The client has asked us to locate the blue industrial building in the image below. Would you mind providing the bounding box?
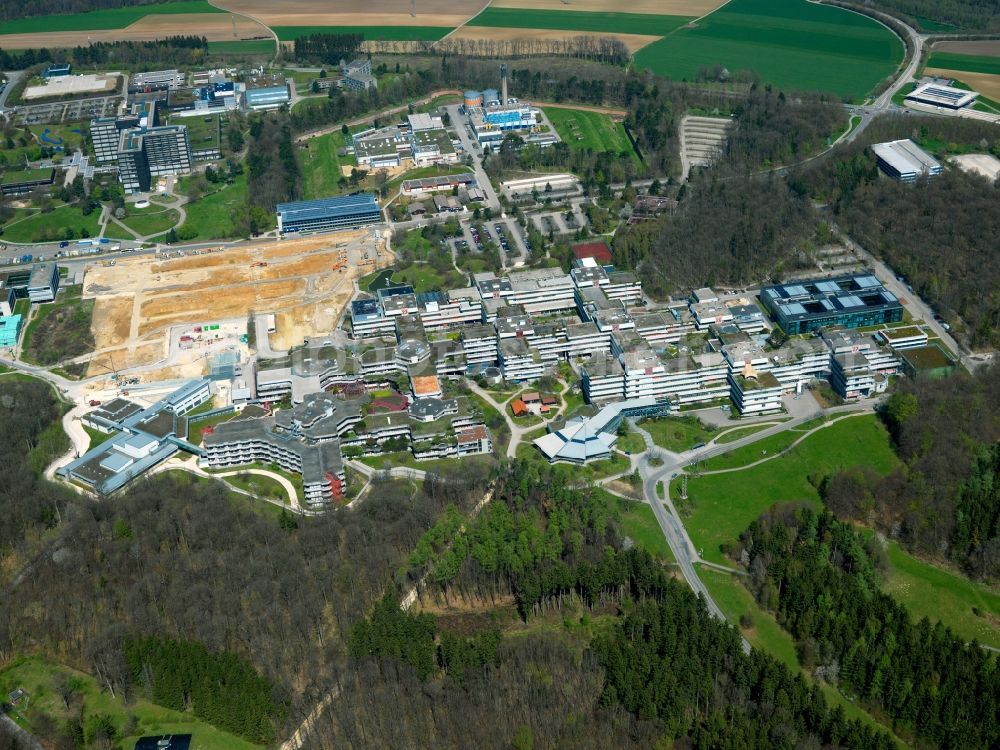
[760,274,904,334]
[277,194,382,235]
[243,84,290,111]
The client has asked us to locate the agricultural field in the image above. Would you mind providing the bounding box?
[927,51,1000,76]
[0,0,223,34]
[678,415,898,565]
[215,0,479,35]
[274,25,452,42]
[0,2,269,48]
[468,8,693,36]
[544,107,636,157]
[489,0,721,13]
[0,656,262,750]
[634,0,903,100]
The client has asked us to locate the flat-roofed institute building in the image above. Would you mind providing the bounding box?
[27,262,59,303]
[761,274,903,334]
[905,82,978,110]
[243,84,291,111]
[277,193,381,235]
[0,168,56,196]
[871,139,943,182]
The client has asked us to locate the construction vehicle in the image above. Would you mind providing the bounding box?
[250,261,269,268]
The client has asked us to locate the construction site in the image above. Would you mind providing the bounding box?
[82,230,390,381]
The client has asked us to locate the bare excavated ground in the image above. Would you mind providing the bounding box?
[82,232,391,377]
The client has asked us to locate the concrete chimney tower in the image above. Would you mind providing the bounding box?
[500,63,508,106]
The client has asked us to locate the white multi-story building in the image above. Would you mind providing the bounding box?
[461,324,499,366]
[418,288,483,330]
[581,352,625,402]
[255,343,360,403]
[506,267,576,314]
[730,367,785,415]
[690,301,734,330]
[499,336,544,382]
[632,309,694,347]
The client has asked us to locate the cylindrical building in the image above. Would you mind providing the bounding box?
[482,88,499,106]
[464,90,483,108]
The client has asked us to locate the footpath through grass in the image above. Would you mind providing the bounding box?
[680,415,898,565]
[640,414,718,452]
[0,0,223,35]
[469,9,693,36]
[0,655,262,750]
[634,0,903,100]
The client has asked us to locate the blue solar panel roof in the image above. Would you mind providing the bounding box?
[784,284,808,296]
[277,193,378,223]
[814,280,840,293]
[855,275,881,288]
[840,294,864,308]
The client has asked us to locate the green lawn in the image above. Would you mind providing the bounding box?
[224,471,290,504]
[615,427,646,455]
[634,0,903,100]
[926,51,1000,76]
[359,451,497,476]
[180,173,252,239]
[613,495,674,563]
[83,425,115,449]
[640,415,718,452]
[883,541,1000,649]
[0,203,102,244]
[0,0,223,35]
[175,113,222,151]
[119,206,181,237]
[700,567,799,669]
[187,411,236,443]
[298,130,347,200]
[681,416,899,565]
[714,423,773,444]
[544,107,636,157]
[273,25,452,42]
[695,427,812,471]
[0,655,262,750]
[469,9,692,35]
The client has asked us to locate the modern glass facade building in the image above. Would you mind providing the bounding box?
[761,274,904,334]
[277,194,382,235]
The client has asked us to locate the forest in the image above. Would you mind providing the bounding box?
[737,505,1000,747]
[824,363,1000,579]
[292,33,364,66]
[240,114,300,232]
[0,37,213,70]
[2,0,172,22]
[305,462,896,749]
[864,0,1000,31]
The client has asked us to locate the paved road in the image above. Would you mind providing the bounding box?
[0,71,24,113]
[445,103,502,213]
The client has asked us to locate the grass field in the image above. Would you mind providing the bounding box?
[0,0,223,35]
[640,415,719,452]
[884,542,1000,649]
[20,293,95,367]
[680,415,898,565]
[0,204,103,244]
[180,173,252,239]
[615,497,674,563]
[0,656,262,750]
[544,107,635,156]
[298,131,347,200]
[926,52,1000,76]
[715,423,773,444]
[207,39,275,55]
[119,206,180,237]
[468,8,692,36]
[634,0,903,100]
[273,25,452,42]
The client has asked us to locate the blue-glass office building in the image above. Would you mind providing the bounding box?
[277,194,382,235]
[761,274,903,334]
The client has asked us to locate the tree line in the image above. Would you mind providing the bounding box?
[0,36,213,70]
[861,0,1000,31]
[824,363,1000,579]
[242,113,300,231]
[737,504,1000,747]
[291,33,364,66]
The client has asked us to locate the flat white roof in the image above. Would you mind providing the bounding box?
[906,82,978,109]
[871,139,941,176]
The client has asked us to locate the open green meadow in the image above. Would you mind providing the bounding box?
[174,113,222,152]
[926,51,1000,76]
[119,206,180,237]
[0,656,262,750]
[544,107,635,156]
[679,415,898,565]
[207,40,275,55]
[180,173,252,239]
[0,0,223,35]
[273,26,451,42]
[298,131,347,200]
[469,9,692,36]
[883,541,1000,649]
[634,0,903,100]
[0,204,103,244]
